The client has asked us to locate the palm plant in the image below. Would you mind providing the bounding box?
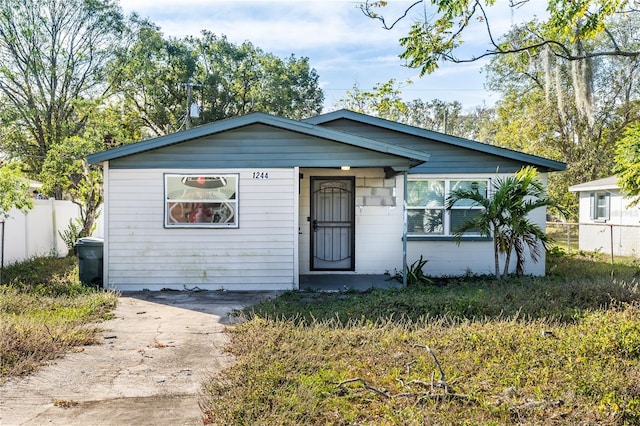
[446,166,559,279]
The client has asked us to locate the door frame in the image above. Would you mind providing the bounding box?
[309,176,356,271]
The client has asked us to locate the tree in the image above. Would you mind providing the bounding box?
[360,0,639,76]
[336,79,497,140]
[446,166,558,279]
[193,31,323,122]
[614,123,640,206]
[483,15,640,217]
[0,0,126,177]
[106,19,198,137]
[109,28,324,137]
[0,162,33,220]
[336,79,409,121]
[40,104,140,237]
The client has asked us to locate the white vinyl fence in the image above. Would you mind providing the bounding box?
[1,199,103,266]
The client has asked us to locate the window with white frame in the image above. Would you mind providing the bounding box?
[165,174,238,228]
[589,192,610,221]
[406,179,488,236]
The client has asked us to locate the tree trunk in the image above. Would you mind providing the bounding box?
[493,229,501,280]
[502,240,513,280]
[80,203,99,238]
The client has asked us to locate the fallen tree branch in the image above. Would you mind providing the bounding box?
[335,377,392,399]
[335,344,471,403]
[411,344,450,393]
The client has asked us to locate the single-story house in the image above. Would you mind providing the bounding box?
[87,110,565,291]
[569,176,640,257]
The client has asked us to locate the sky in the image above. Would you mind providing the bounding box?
[118,0,548,112]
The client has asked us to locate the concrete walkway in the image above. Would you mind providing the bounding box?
[0,290,279,426]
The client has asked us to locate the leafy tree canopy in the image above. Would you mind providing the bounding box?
[614,123,640,206]
[109,25,324,137]
[483,14,640,217]
[0,0,126,175]
[360,0,639,76]
[0,162,33,220]
[336,79,496,141]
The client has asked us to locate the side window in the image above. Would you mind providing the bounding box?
[165,174,238,228]
[589,192,610,221]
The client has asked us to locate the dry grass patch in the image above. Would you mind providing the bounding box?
[202,305,640,425]
[0,257,118,380]
[202,255,640,425]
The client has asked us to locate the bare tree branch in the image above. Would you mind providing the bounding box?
[360,0,640,69]
[359,0,424,30]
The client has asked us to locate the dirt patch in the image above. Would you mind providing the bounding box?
[0,290,279,426]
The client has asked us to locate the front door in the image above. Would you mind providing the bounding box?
[310,177,355,270]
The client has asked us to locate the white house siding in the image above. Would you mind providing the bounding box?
[577,190,640,257]
[298,168,404,275]
[406,173,548,277]
[105,167,297,291]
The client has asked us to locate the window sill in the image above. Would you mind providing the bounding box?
[405,235,492,242]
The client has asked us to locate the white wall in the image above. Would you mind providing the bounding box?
[104,167,551,291]
[105,168,297,291]
[298,168,404,275]
[2,199,83,265]
[406,172,548,277]
[299,170,548,278]
[577,190,640,257]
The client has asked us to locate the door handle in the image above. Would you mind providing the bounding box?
[312,219,318,232]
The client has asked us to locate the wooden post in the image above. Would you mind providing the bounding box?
[610,224,614,264]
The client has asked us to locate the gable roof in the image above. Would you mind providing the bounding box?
[568,176,619,192]
[304,109,566,172]
[87,112,431,165]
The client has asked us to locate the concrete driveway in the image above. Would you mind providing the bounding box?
[0,290,280,426]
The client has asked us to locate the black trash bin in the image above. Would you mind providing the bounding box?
[75,237,104,288]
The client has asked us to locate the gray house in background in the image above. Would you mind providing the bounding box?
[569,176,640,257]
[88,110,565,291]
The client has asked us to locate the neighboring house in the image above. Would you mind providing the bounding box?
[87,110,565,291]
[569,176,640,257]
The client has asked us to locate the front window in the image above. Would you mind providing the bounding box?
[407,179,488,236]
[165,174,238,228]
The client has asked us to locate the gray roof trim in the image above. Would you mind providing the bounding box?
[304,109,566,172]
[87,112,431,164]
[568,176,619,192]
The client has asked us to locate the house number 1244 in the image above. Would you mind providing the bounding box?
[252,172,269,179]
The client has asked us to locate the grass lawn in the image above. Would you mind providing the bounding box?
[0,257,118,381]
[201,253,640,425]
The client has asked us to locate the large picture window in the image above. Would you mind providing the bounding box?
[165,174,238,228]
[407,179,488,236]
